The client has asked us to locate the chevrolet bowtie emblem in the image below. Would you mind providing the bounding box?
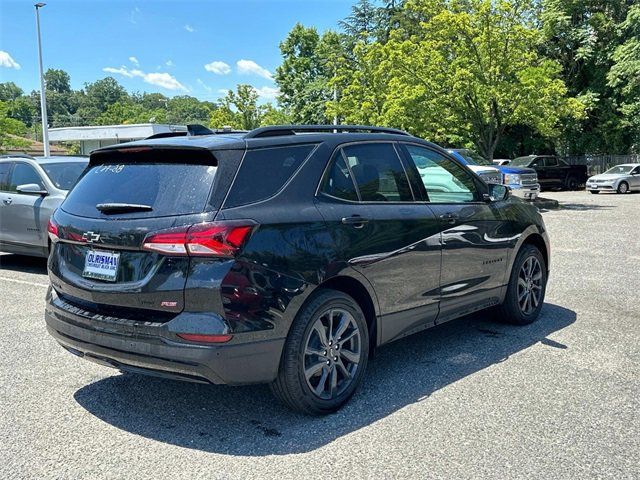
[82,231,101,243]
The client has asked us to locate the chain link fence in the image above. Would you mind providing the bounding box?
[564,154,640,176]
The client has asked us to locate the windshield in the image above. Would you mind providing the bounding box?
[452,149,493,166]
[603,165,634,175]
[41,161,88,190]
[510,156,533,167]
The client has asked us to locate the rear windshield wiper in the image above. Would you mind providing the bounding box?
[96,203,153,214]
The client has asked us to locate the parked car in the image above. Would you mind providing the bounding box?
[493,159,511,166]
[586,164,640,194]
[45,125,550,415]
[509,155,588,191]
[0,155,88,257]
[446,149,502,185]
[449,149,540,200]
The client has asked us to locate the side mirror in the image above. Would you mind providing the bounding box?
[16,183,48,196]
[484,183,510,202]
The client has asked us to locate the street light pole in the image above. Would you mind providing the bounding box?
[35,3,50,157]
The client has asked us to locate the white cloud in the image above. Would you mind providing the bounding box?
[165,60,174,67]
[129,56,139,65]
[129,7,140,24]
[255,86,280,100]
[237,59,273,80]
[204,61,231,75]
[0,51,20,69]
[102,66,187,91]
[184,24,195,33]
[197,78,212,93]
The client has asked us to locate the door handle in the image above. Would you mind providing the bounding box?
[2,197,12,205]
[341,215,369,228]
[439,212,459,224]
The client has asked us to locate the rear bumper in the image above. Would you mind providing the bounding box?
[45,289,285,386]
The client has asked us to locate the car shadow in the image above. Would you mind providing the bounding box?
[559,203,615,211]
[73,303,575,456]
[0,254,48,274]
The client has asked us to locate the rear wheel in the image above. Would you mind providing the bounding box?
[566,176,579,190]
[617,181,629,194]
[495,244,547,325]
[270,289,369,415]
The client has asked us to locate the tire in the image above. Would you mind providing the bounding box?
[270,289,369,415]
[495,244,547,325]
[565,176,579,190]
[589,190,600,194]
[617,181,629,194]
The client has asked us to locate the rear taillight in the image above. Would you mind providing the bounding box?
[47,217,59,241]
[176,333,233,343]
[142,221,256,257]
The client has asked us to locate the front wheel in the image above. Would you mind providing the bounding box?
[270,289,369,415]
[617,182,629,194]
[495,244,547,325]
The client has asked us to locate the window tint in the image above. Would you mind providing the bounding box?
[321,154,358,201]
[224,144,315,208]
[342,143,412,202]
[0,163,11,191]
[546,157,558,167]
[405,145,478,203]
[62,163,218,219]
[9,163,44,191]
[41,162,87,190]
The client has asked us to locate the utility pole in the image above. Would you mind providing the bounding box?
[35,3,50,156]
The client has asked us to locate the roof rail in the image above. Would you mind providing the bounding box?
[244,125,412,139]
[0,153,37,160]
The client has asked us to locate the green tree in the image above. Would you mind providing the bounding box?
[275,24,342,123]
[166,95,212,124]
[0,82,23,102]
[44,69,71,93]
[607,3,640,150]
[78,77,128,123]
[0,101,29,152]
[542,0,634,154]
[259,103,292,126]
[335,0,583,159]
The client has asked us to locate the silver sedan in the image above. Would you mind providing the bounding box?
[0,155,88,257]
[586,163,640,194]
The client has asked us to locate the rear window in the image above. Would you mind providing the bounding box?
[223,144,316,208]
[41,161,88,190]
[62,163,217,218]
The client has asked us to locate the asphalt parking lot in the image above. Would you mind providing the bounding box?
[1,190,638,479]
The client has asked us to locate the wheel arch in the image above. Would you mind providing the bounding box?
[317,274,380,354]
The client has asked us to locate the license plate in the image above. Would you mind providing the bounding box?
[83,250,120,282]
[590,185,598,189]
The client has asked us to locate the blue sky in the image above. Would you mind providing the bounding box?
[0,0,353,102]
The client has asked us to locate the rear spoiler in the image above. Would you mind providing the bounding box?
[145,124,247,140]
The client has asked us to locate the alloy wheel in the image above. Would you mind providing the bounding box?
[303,308,362,400]
[517,256,543,315]
[619,182,628,194]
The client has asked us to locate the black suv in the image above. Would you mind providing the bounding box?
[45,125,550,415]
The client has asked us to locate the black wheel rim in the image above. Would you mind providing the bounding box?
[517,256,543,315]
[303,308,361,400]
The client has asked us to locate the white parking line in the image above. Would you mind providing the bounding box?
[0,276,49,288]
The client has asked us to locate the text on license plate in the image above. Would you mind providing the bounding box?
[83,250,120,281]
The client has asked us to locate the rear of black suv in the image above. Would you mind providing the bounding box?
[45,136,312,386]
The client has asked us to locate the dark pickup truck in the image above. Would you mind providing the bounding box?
[509,155,588,190]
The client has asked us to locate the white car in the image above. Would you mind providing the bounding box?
[586,163,640,194]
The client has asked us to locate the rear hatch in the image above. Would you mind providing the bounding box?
[48,146,240,321]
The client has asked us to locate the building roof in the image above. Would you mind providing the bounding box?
[48,124,187,142]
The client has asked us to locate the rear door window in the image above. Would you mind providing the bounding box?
[320,154,359,201]
[341,143,413,202]
[224,144,316,208]
[41,162,88,190]
[62,163,218,218]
